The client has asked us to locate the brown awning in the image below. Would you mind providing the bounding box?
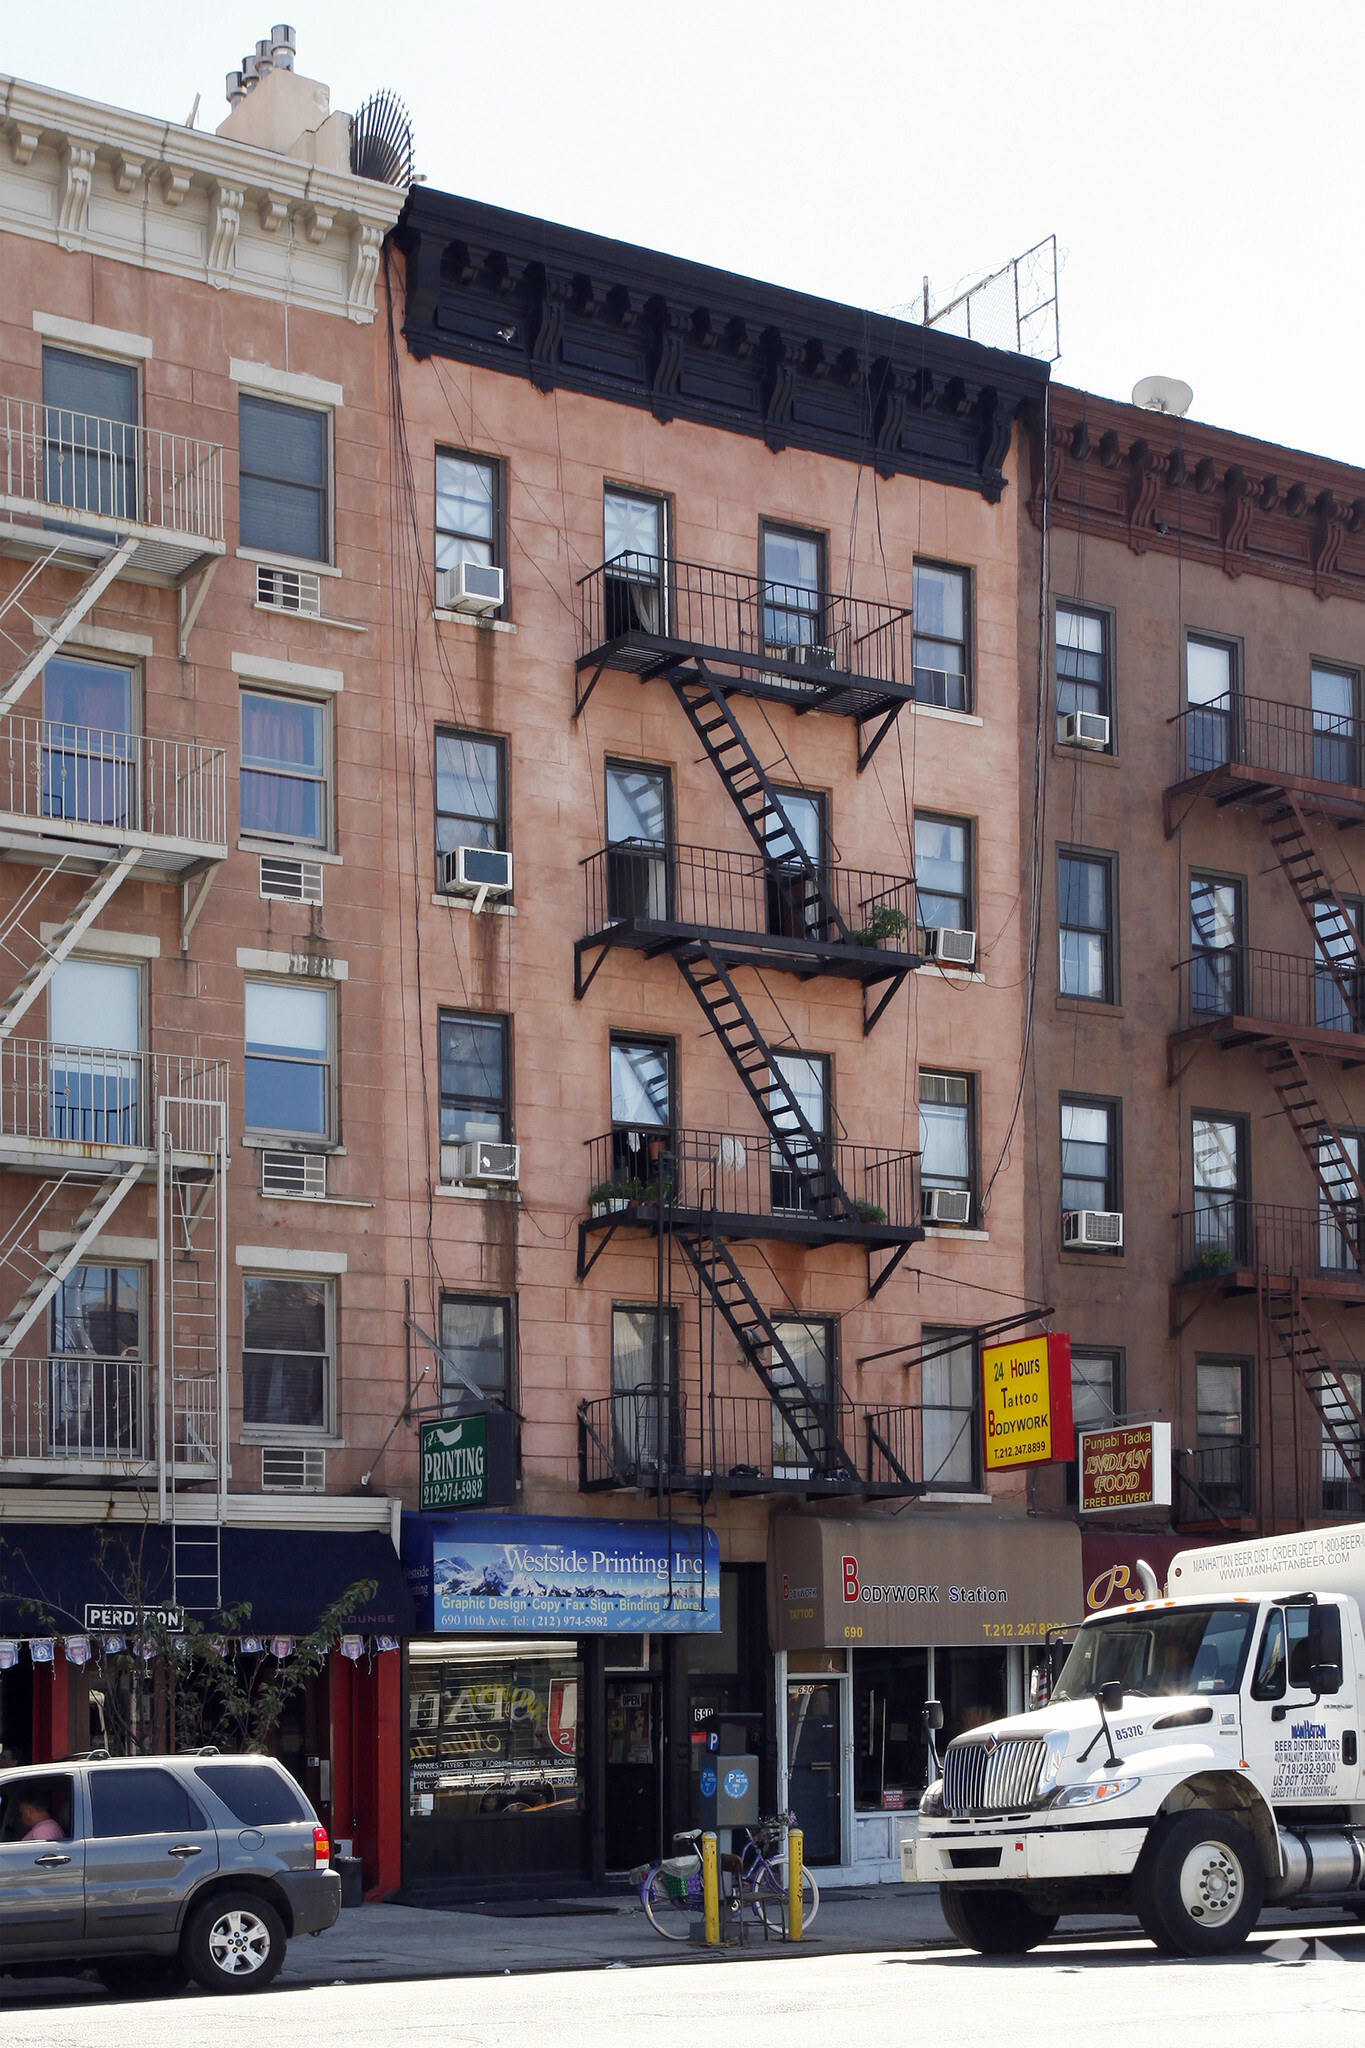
[767,1511,1082,1651]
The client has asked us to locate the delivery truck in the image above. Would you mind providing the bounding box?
[903,1521,1365,1955]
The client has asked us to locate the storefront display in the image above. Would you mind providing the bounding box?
[403,1513,720,1634]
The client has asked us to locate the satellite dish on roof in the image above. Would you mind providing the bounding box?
[1132,375,1193,417]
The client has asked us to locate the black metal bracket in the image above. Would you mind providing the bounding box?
[573,659,607,720]
[863,968,910,1037]
[573,935,617,1000]
[577,1215,623,1281]
[868,1239,914,1300]
[856,700,905,772]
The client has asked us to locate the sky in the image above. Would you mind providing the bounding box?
[5,1,1359,465]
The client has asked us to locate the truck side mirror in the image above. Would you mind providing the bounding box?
[1310,1662,1342,1697]
[922,1700,944,1734]
[1097,1680,1124,1714]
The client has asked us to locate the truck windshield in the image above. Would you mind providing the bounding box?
[1052,1605,1256,1700]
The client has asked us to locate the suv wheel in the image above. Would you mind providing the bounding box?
[182,1891,286,1993]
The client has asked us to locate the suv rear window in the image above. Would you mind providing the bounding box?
[89,1767,205,1837]
[195,1762,307,1825]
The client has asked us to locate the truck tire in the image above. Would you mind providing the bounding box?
[1134,1812,1264,1957]
[939,1886,1059,1955]
[181,1891,286,1993]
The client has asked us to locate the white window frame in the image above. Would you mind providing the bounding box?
[239,1270,337,1443]
[235,386,336,573]
[242,977,337,1145]
[238,686,334,852]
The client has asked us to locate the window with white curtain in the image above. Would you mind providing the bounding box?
[240,690,329,846]
[921,1328,977,1486]
[439,1295,511,1408]
[48,958,140,1145]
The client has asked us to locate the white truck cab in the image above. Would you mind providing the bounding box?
[904,1522,1365,1956]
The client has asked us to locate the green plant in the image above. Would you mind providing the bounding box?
[854,1198,888,1224]
[855,904,910,947]
[1196,1245,1234,1276]
[588,1175,673,1209]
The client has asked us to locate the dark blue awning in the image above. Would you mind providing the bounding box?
[220,1527,413,1635]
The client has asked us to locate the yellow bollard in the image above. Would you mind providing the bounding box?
[701,1830,720,1947]
[787,1826,803,1941]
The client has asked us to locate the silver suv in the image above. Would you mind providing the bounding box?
[0,1752,340,1995]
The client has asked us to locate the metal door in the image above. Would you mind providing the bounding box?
[83,1764,219,1937]
[786,1678,841,1865]
[0,1771,84,1947]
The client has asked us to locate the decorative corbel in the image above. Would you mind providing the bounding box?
[1258,473,1280,513]
[1194,456,1219,495]
[649,300,690,419]
[111,152,146,194]
[1285,481,1310,518]
[159,164,191,206]
[207,184,244,283]
[1098,429,1123,470]
[57,141,95,240]
[529,269,570,390]
[871,359,909,463]
[300,202,334,244]
[977,389,1013,483]
[7,120,40,166]
[258,190,289,233]
[1313,490,1348,595]
[1126,440,1166,550]
[762,329,800,447]
[1221,467,1258,576]
[346,221,384,319]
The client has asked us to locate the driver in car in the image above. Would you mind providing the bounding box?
[18,1789,65,1842]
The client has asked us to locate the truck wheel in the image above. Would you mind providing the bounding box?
[939,1886,1059,1955]
[181,1891,286,1993]
[1136,1813,1264,1956]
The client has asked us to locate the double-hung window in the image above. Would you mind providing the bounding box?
[49,956,141,1146]
[1322,1364,1364,1514]
[1194,1356,1253,1514]
[761,524,825,658]
[1059,850,1116,1001]
[1061,1098,1118,1218]
[914,813,972,935]
[912,562,970,710]
[605,761,671,924]
[43,346,139,523]
[50,1262,143,1458]
[603,488,667,638]
[770,1316,834,1478]
[439,1295,512,1410]
[244,981,332,1139]
[435,451,503,613]
[1185,635,1237,775]
[239,395,329,563]
[1192,1113,1246,1267]
[1312,665,1359,787]
[1066,1350,1122,1503]
[1189,873,1243,1019]
[42,655,135,830]
[920,1328,978,1487]
[242,1274,333,1435]
[609,1035,672,1188]
[436,730,506,865]
[439,1012,510,1150]
[1055,604,1111,743]
[610,1304,680,1475]
[919,1072,974,1223]
[240,691,329,845]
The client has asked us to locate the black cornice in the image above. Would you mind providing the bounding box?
[393,191,1049,503]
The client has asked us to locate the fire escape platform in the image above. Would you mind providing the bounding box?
[1163,761,1365,834]
[577,630,915,723]
[1168,1014,1365,1068]
[577,912,920,989]
[0,820,226,879]
[580,1199,925,1257]
[0,1138,217,1177]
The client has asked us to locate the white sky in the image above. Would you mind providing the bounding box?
[6,1,1358,466]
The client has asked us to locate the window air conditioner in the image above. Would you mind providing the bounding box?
[923,1186,972,1226]
[1058,710,1111,750]
[919,925,978,968]
[262,1150,327,1199]
[256,564,322,617]
[442,1139,520,1187]
[436,562,505,615]
[1063,1208,1124,1250]
[261,1447,326,1493]
[437,845,513,908]
[259,856,324,906]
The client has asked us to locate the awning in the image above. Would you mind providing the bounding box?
[0,1523,413,1638]
[767,1511,1082,1651]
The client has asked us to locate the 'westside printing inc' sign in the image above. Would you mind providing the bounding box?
[980,1333,1073,1470]
[1078,1423,1173,1514]
[402,1513,721,1635]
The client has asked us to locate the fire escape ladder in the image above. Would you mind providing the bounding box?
[0,536,139,721]
[1262,1039,1365,1263]
[0,1160,142,1362]
[675,1229,858,1480]
[0,845,140,1043]
[1264,795,1365,1028]
[674,941,858,1222]
[1265,1272,1365,1489]
[669,664,857,948]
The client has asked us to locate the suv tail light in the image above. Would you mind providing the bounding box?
[314,1825,330,1871]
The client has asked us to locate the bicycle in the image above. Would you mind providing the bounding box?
[638,1814,820,1941]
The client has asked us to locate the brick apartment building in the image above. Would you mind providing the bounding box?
[1020,387,1365,1596]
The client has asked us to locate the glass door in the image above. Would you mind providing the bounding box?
[768,1051,829,1215]
[1314,897,1363,1032]
[1312,666,1359,787]
[1192,1114,1244,1267]
[48,958,140,1145]
[1185,639,1236,774]
[604,1676,662,1872]
[41,656,135,828]
[603,490,666,640]
[765,788,827,941]
[786,1678,841,1865]
[1319,1130,1362,1274]
[1189,875,1242,1019]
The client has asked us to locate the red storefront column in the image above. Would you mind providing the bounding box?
[31,1652,69,1763]
[355,1650,401,1897]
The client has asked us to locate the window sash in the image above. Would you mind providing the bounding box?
[439,1295,510,1406]
[435,453,497,568]
[242,1275,332,1433]
[435,732,504,853]
[238,396,329,563]
[439,1013,509,1143]
[915,815,969,929]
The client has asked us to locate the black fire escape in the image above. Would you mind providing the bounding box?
[1166,689,1365,1521]
[573,551,930,1500]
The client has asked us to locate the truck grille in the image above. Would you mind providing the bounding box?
[943,1735,1047,1817]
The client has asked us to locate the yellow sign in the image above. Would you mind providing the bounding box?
[980,1333,1072,1471]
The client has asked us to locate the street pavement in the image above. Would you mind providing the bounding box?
[1,1928,1364,2046]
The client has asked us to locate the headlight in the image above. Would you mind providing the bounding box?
[919,1778,945,1818]
[1051,1777,1140,1808]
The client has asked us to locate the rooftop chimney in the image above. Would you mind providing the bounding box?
[215,26,353,173]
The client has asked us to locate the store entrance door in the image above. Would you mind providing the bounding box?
[604,1678,661,1871]
[786,1678,841,1864]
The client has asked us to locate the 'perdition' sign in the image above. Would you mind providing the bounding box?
[420,1414,488,1510]
[1078,1423,1172,1513]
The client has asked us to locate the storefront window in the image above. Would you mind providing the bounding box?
[940,1647,1008,1745]
[853,1648,930,1810]
[407,1641,584,1840]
